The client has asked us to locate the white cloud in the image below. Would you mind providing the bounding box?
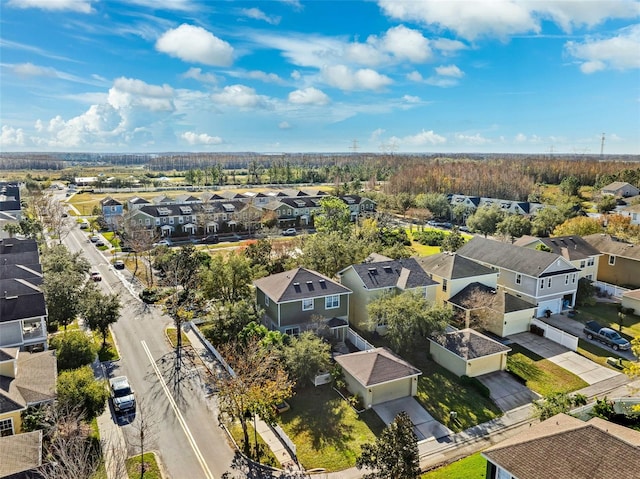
[126,0,196,11]
[370,128,385,143]
[211,84,268,108]
[431,38,468,54]
[379,25,432,62]
[108,77,174,113]
[7,62,107,86]
[288,87,330,105]
[435,64,464,78]
[181,131,222,145]
[0,125,26,146]
[182,67,219,84]
[391,129,446,146]
[565,24,640,73]
[6,0,93,13]
[322,65,392,91]
[278,121,292,129]
[11,62,57,77]
[515,133,528,143]
[156,24,234,66]
[455,133,490,145]
[229,70,285,84]
[406,71,424,82]
[378,0,640,40]
[402,95,421,104]
[240,7,281,25]
[425,77,459,88]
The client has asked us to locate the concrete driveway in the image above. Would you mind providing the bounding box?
[477,371,539,411]
[509,332,623,385]
[373,397,453,441]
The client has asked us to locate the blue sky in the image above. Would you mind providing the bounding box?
[1,0,639,154]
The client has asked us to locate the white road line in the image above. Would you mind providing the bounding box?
[141,340,215,479]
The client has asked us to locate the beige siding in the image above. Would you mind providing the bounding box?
[430,341,507,377]
[621,293,640,314]
[371,378,413,405]
[429,342,467,377]
[501,309,534,337]
[466,353,508,377]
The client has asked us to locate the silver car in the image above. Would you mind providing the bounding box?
[109,376,136,413]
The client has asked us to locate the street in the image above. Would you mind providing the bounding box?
[61,218,236,479]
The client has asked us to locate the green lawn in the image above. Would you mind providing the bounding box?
[577,339,632,370]
[165,327,191,348]
[277,385,385,471]
[126,453,162,479]
[507,344,588,396]
[411,353,502,432]
[407,227,472,257]
[93,328,120,362]
[422,453,486,479]
[575,303,640,341]
[227,420,279,467]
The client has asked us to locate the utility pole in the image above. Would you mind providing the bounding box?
[600,133,606,158]
[349,139,359,154]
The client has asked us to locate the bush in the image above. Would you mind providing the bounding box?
[413,230,446,246]
[49,331,96,370]
[460,375,491,398]
[140,287,161,304]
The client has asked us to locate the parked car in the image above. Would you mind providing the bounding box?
[109,376,136,413]
[583,320,631,351]
[89,235,99,243]
[282,228,297,236]
[96,240,105,247]
[79,222,89,229]
[274,400,290,414]
[152,239,172,247]
[90,271,102,282]
[200,234,219,244]
[113,260,125,270]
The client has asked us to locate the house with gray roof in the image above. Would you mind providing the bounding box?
[334,347,421,406]
[619,202,640,225]
[429,328,511,377]
[483,413,640,479]
[0,183,21,240]
[457,237,580,316]
[601,181,640,198]
[0,430,43,478]
[338,257,439,333]
[254,267,352,338]
[99,196,123,228]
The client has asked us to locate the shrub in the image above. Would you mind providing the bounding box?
[140,287,160,304]
[413,230,446,246]
[49,330,96,370]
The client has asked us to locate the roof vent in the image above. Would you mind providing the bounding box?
[368,267,377,275]
[293,282,301,292]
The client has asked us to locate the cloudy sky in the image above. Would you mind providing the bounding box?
[1,0,639,154]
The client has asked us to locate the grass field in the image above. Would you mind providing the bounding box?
[422,453,487,479]
[575,302,640,341]
[577,339,632,370]
[227,420,279,467]
[126,453,162,479]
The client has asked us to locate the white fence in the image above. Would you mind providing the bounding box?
[531,318,579,351]
[187,321,235,377]
[313,372,332,386]
[347,328,375,351]
[595,280,630,299]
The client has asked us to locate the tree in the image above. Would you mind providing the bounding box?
[301,231,367,278]
[575,278,596,307]
[49,331,96,370]
[367,291,450,354]
[200,252,253,303]
[202,299,262,346]
[415,193,450,219]
[533,392,587,421]
[215,339,294,459]
[313,196,352,236]
[82,286,122,348]
[552,216,603,237]
[282,332,332,386]
[466,205,504,237]
[2,222,22,237]
[597,194,618,213]
[531,206,568,237]
[559,175,580,197]
[452,203,473,225]
[57,366,109,420]
[356,411,420,479]
[497,215,531,242]
[440,228,466,252]
[624,336,640,380]
[394,192,414,217]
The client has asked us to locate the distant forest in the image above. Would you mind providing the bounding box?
[1,152,639,201]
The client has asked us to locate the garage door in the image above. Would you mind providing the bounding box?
[537,298,561,317]
[371,378,412,405]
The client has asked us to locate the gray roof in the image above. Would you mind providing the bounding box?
[0,349,57,413]
[136,200,247,218]
[0,183,21,213]
[0,278,46,323]
[334,347,421,387]
[0,430,43,478]
[0,263,43,281]
[100,196,122,206]
[483,413,640,479]
[431,328,510,359]
[415,252,495,280]
[346,257,438,290]
[583,234,640,260]
[254,268,351,303]
[457,237,578,278]
[0,238,39,265]
[515,235,601,261]
[602,181,638,192]
[448,283,536,313]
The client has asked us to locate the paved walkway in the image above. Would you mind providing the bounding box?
[373,397,453,441]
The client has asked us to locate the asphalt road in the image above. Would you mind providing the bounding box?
[61,218,237,479]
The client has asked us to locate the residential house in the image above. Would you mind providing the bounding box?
[457,237,580,316]
[0,239,47,351]
[619,203,640,225]
[446,283,536,337]
[151,194,175,205]
[338,257,439,333]
[601,181,640,198]
[0,347,57,436]
[334,347,421,406]
[340,195,376,220]
[0,183,22,239]
[515,235,602,281]
[253,267,352,338]
[428,328,511,377]
[99,196,124,228]
[126,196,151,211]
[621,289,640,313]
[449,194,542,216]
[482,413,640,479]
[0,430,43,477]
[583,233,640,288]
[415,252,498,305]
[174,194,202,205]
[278,197,323,226]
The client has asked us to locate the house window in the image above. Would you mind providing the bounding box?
[325,295,340,309]
[284,327,299,336]
[377,317,387,327]
[580,260,586,268]
[111,206,117,212]
[572,273,577,284]
[516,273,522,285]
[179,217,184,224]
[540,279,544,290]
[586,274,593,280]
[587,257,595,267]
[608,255,616,265]
[565,274,570,285]
[264,295,270,306]
[547,278,552,288]
[442,279,448,292]
[302,298,314,311]
[0,418,13,437]
[169,218,174,225]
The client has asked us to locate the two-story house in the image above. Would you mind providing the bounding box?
[127,196,151,211]
[457,237,580,316]
[0,239,47,351]
[340,195,377,220]
[100,197,124,228]
[338,257,439,333]
[583,233,640,289]
[254,268,352,339]
[515,235,602,281]
[0,183,22,239]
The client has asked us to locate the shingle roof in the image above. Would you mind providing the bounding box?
[483,413,640,479]
[533,236,601,261]
[0,263,43,281]
[334,347,421,387]
[0,183,21,213]
[0,350,56,414]
[431,328,510,359]
[347,258,439,291]
[602,181,637,192]
[254,268,351,303]
[447,282,536,313]
[0,278,46,323]
[100,196,122,206]
[583,234,640,260]
[0,430,43,478]
[415,252,495,280]
[457,237,578,277]
[0,238,39,264]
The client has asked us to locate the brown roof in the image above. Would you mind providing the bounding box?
[253,268,351,302]
[538,236,601,261]
[430,328,511,360]
[447,283,536,314]
[334,347,421,387]
[583,234,640,260]
[0,430,42,477]
[415,252,495,280]
[483,413,640,479]
[0,350,57,414]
